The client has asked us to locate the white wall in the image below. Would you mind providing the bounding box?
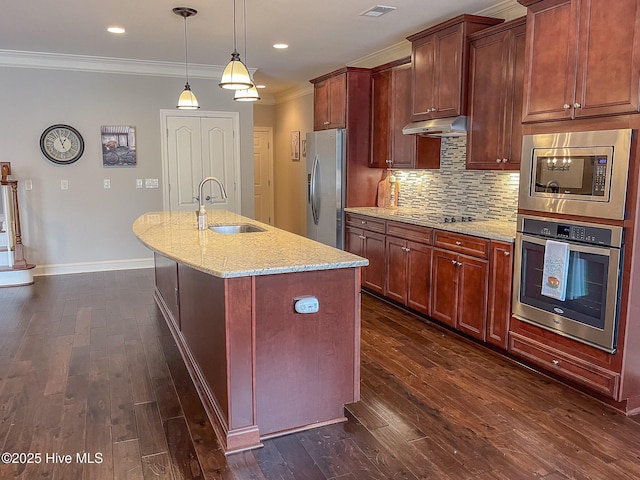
[0,66,254,274]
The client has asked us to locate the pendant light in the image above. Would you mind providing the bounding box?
[234,0,260,102]
[219,0,253,89]
[174,7,199,109]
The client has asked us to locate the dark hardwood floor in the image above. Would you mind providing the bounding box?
[1,269,640,479]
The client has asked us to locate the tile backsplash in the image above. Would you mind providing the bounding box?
[394,137,519,222]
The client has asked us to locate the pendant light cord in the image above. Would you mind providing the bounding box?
[183,16,190,84]
[242,0,247,64]
[233,0,238,54]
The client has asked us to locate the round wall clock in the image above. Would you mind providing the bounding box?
[40,124,85,165]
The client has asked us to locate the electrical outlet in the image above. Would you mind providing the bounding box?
[145,178,159,189]
[61,180,68,190]
[24,180,33,191]
[136,179,143,189]
[103,179,111,189]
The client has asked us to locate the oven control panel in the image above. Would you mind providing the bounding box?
[520,216,618,247]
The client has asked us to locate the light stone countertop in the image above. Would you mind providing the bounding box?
[133,210,368,278]
[345,207,517,243]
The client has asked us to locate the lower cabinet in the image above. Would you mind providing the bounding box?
[345,215,386,294]
[385,229,432,316]
[346,213,513,350]
[431,247,489,339]
[487,241,513,349]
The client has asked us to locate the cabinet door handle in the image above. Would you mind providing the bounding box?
[563,103,571,110]
[456,261,462,266]
[451,259,457,265]
[425,108,431,113]
[358,235,366,240]
[574,102,582,108]
[455,241,462,246]
[496,158,501,163]
[503,251,510,257]
[502,158,508,163]
[552,359,560,366]
[323,121,330,125]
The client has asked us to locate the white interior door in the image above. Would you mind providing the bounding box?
[162,111,241,213]
[253,128,273,225]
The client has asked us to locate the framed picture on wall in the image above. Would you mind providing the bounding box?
[291,131,300,161]
[101,125,137,167]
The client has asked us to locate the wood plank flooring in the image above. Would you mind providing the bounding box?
[1,269,640,479]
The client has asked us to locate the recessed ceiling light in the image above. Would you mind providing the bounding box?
[108,26,126,34]
[255,85,266,89]
[360,5,397,17]
[273,43,288,49]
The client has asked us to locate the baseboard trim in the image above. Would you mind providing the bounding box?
[33,257,154,276]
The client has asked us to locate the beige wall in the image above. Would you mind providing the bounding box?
[272,93,313,235]
[254,104,276,129]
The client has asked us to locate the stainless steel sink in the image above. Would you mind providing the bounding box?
[208,223,266,234]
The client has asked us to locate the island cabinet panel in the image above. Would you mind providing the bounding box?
[521,0,640,123]
[154,253,179,329]
[254,268,359,436]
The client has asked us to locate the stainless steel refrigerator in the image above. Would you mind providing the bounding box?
[306,129,346,249]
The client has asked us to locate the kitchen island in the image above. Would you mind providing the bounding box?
[133,210,367,454]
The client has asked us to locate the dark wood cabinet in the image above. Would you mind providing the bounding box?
[521,0,640,123]
[345,214,386,294]
[385,222,433,315]
[467,17,526,170]
[371,60,441,169]
[154,253,180,330]
[313,73,347,130]
[431,231,489,340]
[408,15,503,122]
[487,241,513,349]
[311,67,378,207]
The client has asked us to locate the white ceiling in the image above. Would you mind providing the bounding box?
[0,0,524,97]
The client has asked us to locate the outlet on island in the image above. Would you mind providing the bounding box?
[294,296,319,314]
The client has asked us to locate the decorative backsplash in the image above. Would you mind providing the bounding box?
[394,137,519,222]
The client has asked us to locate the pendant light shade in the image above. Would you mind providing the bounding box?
[219,0,253,90]
[174,7,200,109]
[234,84,260,101]
[219,51,252,89]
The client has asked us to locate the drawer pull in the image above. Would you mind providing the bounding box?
[552,359,560,366]
[361,221,367,224]
[455,241,462,246]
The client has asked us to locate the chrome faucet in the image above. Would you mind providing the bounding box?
[197,176,228,230]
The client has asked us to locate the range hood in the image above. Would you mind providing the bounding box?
[402,116,467,137]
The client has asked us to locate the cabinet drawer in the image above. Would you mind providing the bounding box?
[433,230,489,259]
[346,214,386,233]
[387,221,433,245]
[509,332,619,398]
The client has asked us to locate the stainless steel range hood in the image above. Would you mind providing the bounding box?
[402,116,467,137]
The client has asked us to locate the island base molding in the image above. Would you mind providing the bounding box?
[152,256,362,454]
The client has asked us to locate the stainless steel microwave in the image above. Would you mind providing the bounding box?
[519,129,633,220]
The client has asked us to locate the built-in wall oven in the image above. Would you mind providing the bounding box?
[513,215,623,353]
[519,129,633,220]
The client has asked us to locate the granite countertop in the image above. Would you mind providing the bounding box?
[345,207,517,243]
[133,210,368,278]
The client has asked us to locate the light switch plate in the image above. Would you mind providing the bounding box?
[136,179,143,189]
[145,178,159,189]
[61,180,68,190]
[103,179,111,189]
[24,180,33,191]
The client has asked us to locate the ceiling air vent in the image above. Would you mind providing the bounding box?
[360,5,397,17]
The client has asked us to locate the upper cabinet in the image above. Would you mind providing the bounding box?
[520,0,640,123]
[312,72,347,130]
[407,15,503,121]
[370,59,441,169]
[311,67,379,207]
[467,17,526,170]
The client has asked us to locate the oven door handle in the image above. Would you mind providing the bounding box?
[519,234,617,257]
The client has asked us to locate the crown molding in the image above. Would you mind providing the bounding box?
[275,82,315,105]
[348,41,412,69]
[475,0,527,20]
[0,49,233,79]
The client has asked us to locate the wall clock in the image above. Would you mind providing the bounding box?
[40,124,85,165]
